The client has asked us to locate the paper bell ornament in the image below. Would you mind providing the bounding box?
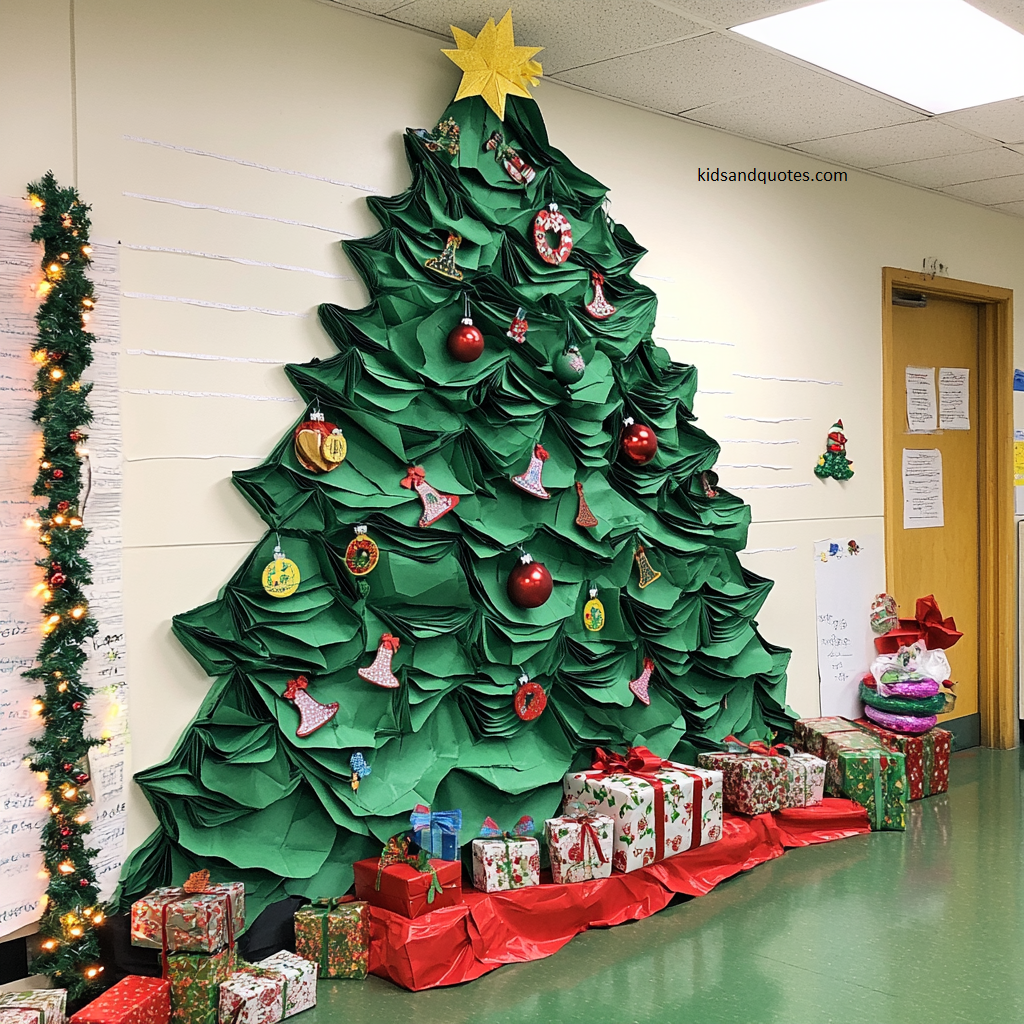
[358,634,401,689]
[511,444,550,499]
[634,545,661,589]
[629,657,655,706]
[533,204,573,265]
[575,481,598,528]
[283,676,339,737]
[425,232,464,281]
[400,466,460,527]
[584,271,616,319]
[294,409,346,473]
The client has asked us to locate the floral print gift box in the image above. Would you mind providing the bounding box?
[562,747,723,873]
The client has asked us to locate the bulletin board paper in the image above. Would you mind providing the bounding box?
[905,366,937,432]
[902,448,944,530]
[814,538,885,719]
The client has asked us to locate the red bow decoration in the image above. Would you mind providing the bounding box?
[400,466,426,489]
[283,675,308,700]
[591,745,668,774]
[535,444,549,461]
[379,633,400,653]
[722,735,790,757]
[562,810,609,865]
[874,594,962,655]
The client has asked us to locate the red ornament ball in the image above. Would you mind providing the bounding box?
[50,572,66,587]
[79,878,90,887]
[507,555,553,609]
[76,773,89,783]
[52,469,64,479]
[447,318,484,362]
[61,843,69,850]
[69,431,81,442]
[620,419,658,465]
[62,763,73,771]
[72,702,82,710]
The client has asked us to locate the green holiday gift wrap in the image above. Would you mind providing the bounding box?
[167,944,238,1024]
[832,748,906,831]
[293,899,369,979]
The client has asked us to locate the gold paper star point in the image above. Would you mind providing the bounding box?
[441,10,543,121]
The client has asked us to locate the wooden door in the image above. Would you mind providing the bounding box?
[886,296,980,742]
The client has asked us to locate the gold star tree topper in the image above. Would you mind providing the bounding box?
[442,10,543,121]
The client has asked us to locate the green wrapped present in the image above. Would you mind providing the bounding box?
[167,944,237,1024]
[294,899,369,980]
[833,747,907,831]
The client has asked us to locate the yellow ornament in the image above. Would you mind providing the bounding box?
[441,11,543,121]
[262,545,301,598]
[583,588,605,632]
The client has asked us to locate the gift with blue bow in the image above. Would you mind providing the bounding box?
[471,815,540,893]
[408,804,462,862]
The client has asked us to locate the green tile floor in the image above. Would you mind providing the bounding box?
[310,748,1023,1023]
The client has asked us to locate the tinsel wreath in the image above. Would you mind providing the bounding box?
[23,173,106,1001]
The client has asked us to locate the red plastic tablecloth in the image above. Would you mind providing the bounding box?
[367,798,870,990]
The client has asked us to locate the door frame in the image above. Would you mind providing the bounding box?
[881,268,1015,748]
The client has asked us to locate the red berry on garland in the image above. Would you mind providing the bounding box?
[620,417,658,465]
[79,879,90,887]
[514,674,547,721]
[507,552,553,609]
[62,763,73,772]
[50,572,66,587]
[61,828,72,836]
[72,702,82,710]
[57,501,70,512]
[447,296,484,362]
[61,844,69,850]
[76,773,89,783]
[69,431,81,442]
[52,469,64,479]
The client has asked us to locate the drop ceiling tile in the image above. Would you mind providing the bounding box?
[875,147,1024,188]
[990,200,1024,218]
[683,68,922,146]
[942,174,1024,205]
[939,98,1024,145]
[968,0,1024,34]
[326,0,413,13]
[664,0,819,28]
[552,31,801,113]
[793,120,991,168]
[390,0,705,74]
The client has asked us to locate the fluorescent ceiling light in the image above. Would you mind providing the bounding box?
[731,0,1024,114]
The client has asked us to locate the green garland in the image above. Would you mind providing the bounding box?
[23,172,105,1000]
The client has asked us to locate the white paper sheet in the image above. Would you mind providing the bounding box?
[0,197,128,937]
[902,448,944,529]
[905,366,937,432]
[938,367,970,430]
[813,537,885,718]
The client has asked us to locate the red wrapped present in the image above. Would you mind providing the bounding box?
[0,1011,46,1024]
[353,851,462,918]
[855,719,951,801]
[70,977,170,1024]
[874,595,962,654]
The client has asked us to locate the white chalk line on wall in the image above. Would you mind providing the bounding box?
[725,415,810,423]
[636,273,674,282]
[655,335,735,347]
[122,291,307,318]
[125,454,265,462]
[720,438,800,445]
[121,388,299,402]
[123,135,379,193]
[696,389,734,395]
[733,372,843,386]
[124,243,351,280]
[718,463,793,470]
[743,546,798,554]
[122,192,353,237]
[728,482,813,490]
[126,348,286,365]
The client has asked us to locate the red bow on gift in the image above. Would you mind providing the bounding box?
[874,594,962,655]
[379,634,400,653]
[722,735,791,757]
[283,675,309,700]
[591,745,669,774]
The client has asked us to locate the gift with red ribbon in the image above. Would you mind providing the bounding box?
[562,747,723,873]
[130,874,244,954]
[697,736,791,816]
[544,805,613,884]
[873,594,963,655]
[471,815,540,892]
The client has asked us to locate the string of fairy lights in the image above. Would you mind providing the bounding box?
[22,173,106,1001]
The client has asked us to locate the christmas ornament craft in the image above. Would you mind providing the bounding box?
[870,593,899,635]
[583,589,605,632]
[575,481,598,528]
[533,204,573,265]
[349,751,371,792]
[414,117,460,155]
[358,633,401,689]
[514,673,547,721]
[815,419,854,480]
[552,344,586,385]
[345,525,379,577]
[400,466,460,527]
[507,307,528,345]
[441,11,543,121]
[507,552,553,608]
[424,233,464,281]
[629,657,655,706]
[261,544,301,599]
[620,417,658,465]
[701,471,719,498]
[447,294,485,362]
[294,409,346,473]
[634,545,661,588]
[283,676,339,738]
[511,444,550,499]
[484,130,535,184]
[584,271,616,320]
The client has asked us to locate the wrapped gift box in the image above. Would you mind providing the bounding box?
[832,747,907,831]
[0,992,66,1024]
[696,751,788,815]
[167,944,238,1024]
[544,814,614,884]
[294,899,369,979]
[70,976,170,1024]
[854,719,951,801]
[217,967,283,1024]
[0,1012,45,1024]
[255,952,316,1017]
[792,717,868,759]
[408,805,462,862]
[782,751,827,808]
[353,857,463,917]
[792,717,887,796]
[563,749,723,873]
[471,837,540,892]
[131,882,244,952]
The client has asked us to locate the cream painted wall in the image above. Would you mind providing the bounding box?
[3,0,1024,852]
